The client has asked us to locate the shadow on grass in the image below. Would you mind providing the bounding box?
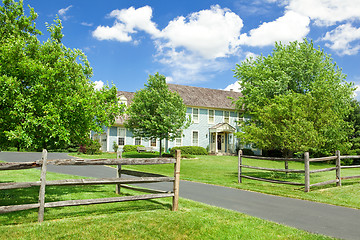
[0,184,172,225]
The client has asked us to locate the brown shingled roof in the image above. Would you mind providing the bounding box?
[114,84,243,125]
[167,84,243,110]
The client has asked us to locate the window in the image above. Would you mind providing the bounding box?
[119,95,127,106]
[192,131,199,146]
[208,109,214,124]
[118,128,126,146]
[150,138,157,147]
[134,137,141,145]
[224,111,230,123]
[192,108,199,123]
[175,137,182,147]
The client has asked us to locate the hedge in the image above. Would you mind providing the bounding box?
[170,146,208,155]
[123,145,145,152]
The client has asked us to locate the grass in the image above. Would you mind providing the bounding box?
[0,168,333,240]
[71,152,360,209]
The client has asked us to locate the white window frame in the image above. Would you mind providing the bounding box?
[192,130,199,146]
[192,108,199,123]
[224,111,230,123]
[150,138,157,147]
[208,109,215,124]
[134,137,142,146]
[175,137,182,147]
[117,127,126,146]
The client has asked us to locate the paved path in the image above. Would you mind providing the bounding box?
[1,152,360,240]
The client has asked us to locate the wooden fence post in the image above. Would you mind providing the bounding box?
[336,150,341,187]
[304,152,310,192]
[38,149,48,222]
[116,149,122,194]
[172,150,181,211]
[238,150,243,183]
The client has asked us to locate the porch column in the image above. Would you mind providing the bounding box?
[232,133,235,153]
[215,131,218,153]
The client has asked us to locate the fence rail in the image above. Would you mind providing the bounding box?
[0,149,181,222]
[238,150,360,192]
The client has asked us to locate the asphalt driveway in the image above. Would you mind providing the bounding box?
[1,151,360,240]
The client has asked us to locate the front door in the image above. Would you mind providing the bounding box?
[100,133,107,151]
[217,133,225,152]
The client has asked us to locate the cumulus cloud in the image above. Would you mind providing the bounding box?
[155,47,230,84]
[224,81,241,92]
[92,6,160,42]
[239,10,310,47]
[286,0,360,26]
[93,80,104,90]
[322,23,360,55]
[58,5,72,20]
[159,5,243,59]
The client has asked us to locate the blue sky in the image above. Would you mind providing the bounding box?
[21,0,360,98]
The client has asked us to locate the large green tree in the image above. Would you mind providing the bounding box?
[125,73,190,156]
[0,0,123,151]
[234,39,354,157]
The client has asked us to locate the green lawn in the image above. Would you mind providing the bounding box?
[0,168,333,240]
[72,152,360,209]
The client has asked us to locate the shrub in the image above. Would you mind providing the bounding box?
[241,149,255,156]
[170,146,208,155]
[112,141,119,153]
[123,145,144,152]
[78,139,101,155]
[161,153,173,158]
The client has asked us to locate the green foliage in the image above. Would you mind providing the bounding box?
[241,149,255,156]
[112,141,119,153]
[170,146,208,155]
[78,139,101,155]
[234,39,354,157]
[161,153,173,157]
[0,0,123,151]
[123,145,144,152]
[347,100,360,151]
[125,73,190,155]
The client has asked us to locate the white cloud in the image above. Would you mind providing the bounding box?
[58,5,72,20]
[165,76,174,83]
[159,5,243,59]
[224,81,241,92]
[92,6,160,42]
[322,23,360,55]
[353,85,360,100]
[94,80,104,90]
[93,22,132,42]
[239,10,310,47]
[286,0,360,26]
[155,46,230,84]
[81,22,93,27]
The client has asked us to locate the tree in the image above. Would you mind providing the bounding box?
[125,73,190,156]
[234,39,354,157]
[347,100,360,152]
[0,0,123,151]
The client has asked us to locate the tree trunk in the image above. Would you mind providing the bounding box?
[283,149,293,175]
[159,138,162,157]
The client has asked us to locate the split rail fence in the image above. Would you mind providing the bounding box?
[238,150,360,192]
[0,149,181,222]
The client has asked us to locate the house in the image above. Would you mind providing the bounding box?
[93,83,260,155]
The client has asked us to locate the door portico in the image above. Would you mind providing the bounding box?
[209,123,236,154]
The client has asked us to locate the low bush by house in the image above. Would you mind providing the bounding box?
[78,139,101,155]
[123,145,145,152]
[170,146,208,155]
